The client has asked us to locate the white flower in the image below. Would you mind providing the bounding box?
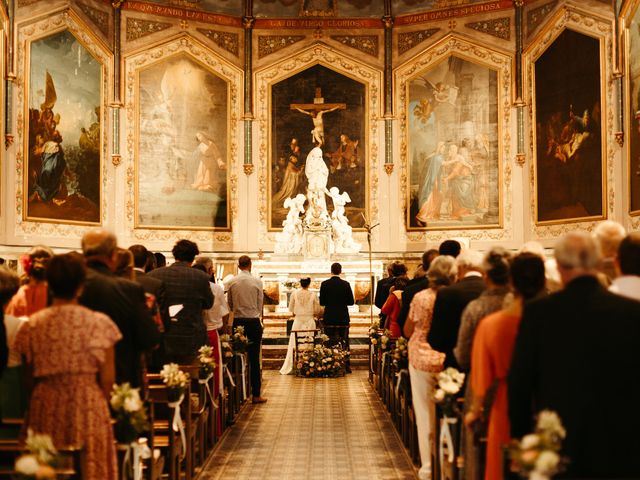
[537,410,566,439]
[440,379,460,395]
[15,454,40,475]
[434,389,446,402]
[124,396,142,413]
[520,433,541,450]
[534,450,560,475]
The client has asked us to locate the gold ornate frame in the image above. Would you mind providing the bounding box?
[620,0,640,220]
[524,5,612,235]
[124,33,242,243]
[395,34,513,244]
[254,43,382,244]
[16,9,111,234]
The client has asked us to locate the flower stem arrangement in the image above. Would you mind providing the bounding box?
[433,367,466,417]
[219,334,234,363]
[296,344,349,378]
[198,345,217,380]
[14,430,58,479]
[160,363,189,403]
[509,410,567,480]
[368,320,380,344]
[231,326,249,354]
[391,336,409,370]
[110,383,149,444]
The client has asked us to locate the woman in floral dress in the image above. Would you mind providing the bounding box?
[14,253,121,479]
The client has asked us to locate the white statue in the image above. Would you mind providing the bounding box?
[329,186,361,253]
[304,146,331,228]
[274,194,306,254]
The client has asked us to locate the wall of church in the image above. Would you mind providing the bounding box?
[0,0,635,263]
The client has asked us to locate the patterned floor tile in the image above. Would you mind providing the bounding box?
[201,371,418,479]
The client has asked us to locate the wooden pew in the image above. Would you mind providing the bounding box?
[0,441,86,479]
[178,363,212,472]
[145,374,193,480]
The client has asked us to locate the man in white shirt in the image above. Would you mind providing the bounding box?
[226,255,266,404]
[610,233,640,301]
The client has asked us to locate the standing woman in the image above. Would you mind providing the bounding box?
[6,246,54,317]
[280,277,321,375]
[380,275,409,338]
[403,256,456,480]
[14,253,121,479]
[465,253,546,480]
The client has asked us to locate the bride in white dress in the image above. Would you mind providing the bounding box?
[280,278,321,375]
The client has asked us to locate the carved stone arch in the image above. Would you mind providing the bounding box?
[123,33,243,247]
[395,32,513,245]
[523,5,614,239]
[13,9,113,241]
[254,42,383,245]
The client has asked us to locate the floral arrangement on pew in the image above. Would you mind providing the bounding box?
[297,343,349,378]
[14,430,58,479]
[160,363,190,403]
[110,383,149,444]
[368,320,380,344]
[391,336,409,370]
[509,410,567,480]
[433,367,466,470]
[433,367,466,416]
[231,325,249,354]
[219,333,234,363]
[198,345,217,381]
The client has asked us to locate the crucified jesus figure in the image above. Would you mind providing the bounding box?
[293,105,342,146]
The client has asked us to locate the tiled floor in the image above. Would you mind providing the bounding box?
[200,371,419,479]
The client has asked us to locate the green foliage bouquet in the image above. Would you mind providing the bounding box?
[510,410,567,479]
[391,336,409,370]
[110,383,149,444]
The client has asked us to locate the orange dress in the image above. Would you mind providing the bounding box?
[6,282,49,317]
[13,305,122,480]
[470,310,521,480]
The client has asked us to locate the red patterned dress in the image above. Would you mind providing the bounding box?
[14,304,122,480]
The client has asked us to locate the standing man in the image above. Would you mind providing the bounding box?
[80,229,160,387]
[128,244,169,329]
[148,239,213,364]
[319,262,355,373]
[509,232,640,477]
[226,255,266,404]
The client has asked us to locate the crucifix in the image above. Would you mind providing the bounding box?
[290,87,346,146]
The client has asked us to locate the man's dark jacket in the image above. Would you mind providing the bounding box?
[319,276,354,325]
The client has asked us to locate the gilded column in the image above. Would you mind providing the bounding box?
[4,0,16,149]
[383,0,394,175]
[514,0,526,167]
[614,5,624,147]
[243,0,254,175]
[111,0,123,166]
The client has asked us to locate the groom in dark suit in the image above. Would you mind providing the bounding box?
[320,262,355,373]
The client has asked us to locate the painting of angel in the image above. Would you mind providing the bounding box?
[136,54,229,229]
[407,55,500,230]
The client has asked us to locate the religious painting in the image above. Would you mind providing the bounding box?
[25,30,102,224]
[136,53,229,229]
[269,64,366,230]
[533,29,605,224]
[406,55,501,230]
[299,0,337,17]
[627,5,640,214]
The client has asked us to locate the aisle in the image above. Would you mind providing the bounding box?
[200,371,418,479]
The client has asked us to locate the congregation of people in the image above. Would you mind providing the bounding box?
[374,221,640,480]
[0,230,263,479]
[0,220,639,479]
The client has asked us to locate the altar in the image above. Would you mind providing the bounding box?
[254,259,384,314]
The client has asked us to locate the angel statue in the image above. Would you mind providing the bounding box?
[274,194,306,255]
[329,187,361,253]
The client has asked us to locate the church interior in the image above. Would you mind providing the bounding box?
[1,0,640,478]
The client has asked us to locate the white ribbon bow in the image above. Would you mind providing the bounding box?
[224,364,236,387]
[198,373,218,409]
[439,416,458,468]
[168,394,186,458]
[121,439,151,480]
[239,353,247,400]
